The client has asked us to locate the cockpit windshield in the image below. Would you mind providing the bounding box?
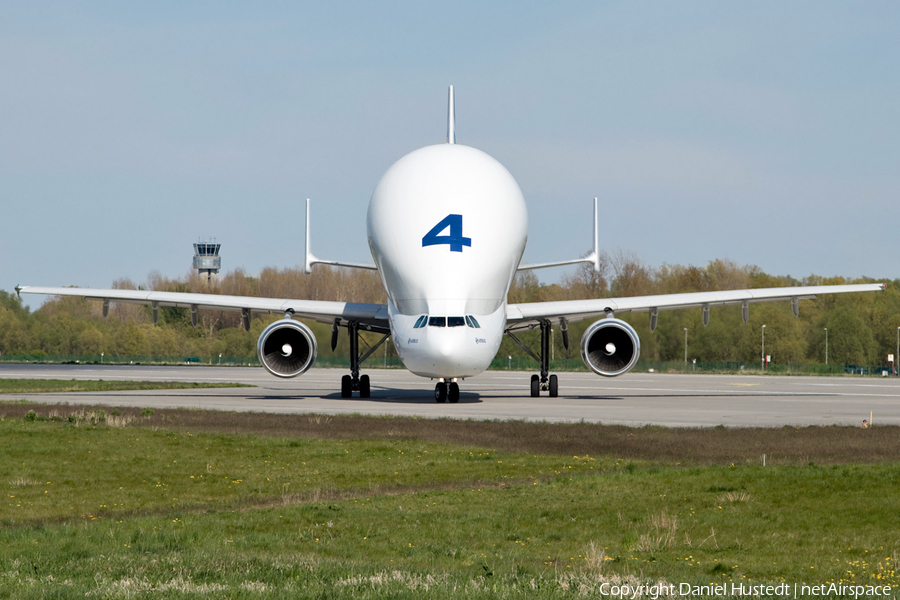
[419,315,482,328]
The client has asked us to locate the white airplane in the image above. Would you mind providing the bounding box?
[17,87,884,403]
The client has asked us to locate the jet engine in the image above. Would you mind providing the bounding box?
[580,317,641,377]
[257,319,318,378]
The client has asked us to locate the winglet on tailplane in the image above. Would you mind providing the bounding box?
[517,197,601,273]
[303,198,377,273]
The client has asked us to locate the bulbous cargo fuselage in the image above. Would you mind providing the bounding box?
[367,144,527,378]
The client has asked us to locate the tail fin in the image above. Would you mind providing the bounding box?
[446,85,456,144]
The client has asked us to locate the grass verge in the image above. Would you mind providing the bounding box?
[0,379,252,394]
[2,403,897,466]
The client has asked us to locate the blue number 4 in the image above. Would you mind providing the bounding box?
[421,214,472,253]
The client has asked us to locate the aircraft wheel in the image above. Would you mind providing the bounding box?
[530,374,540,398]
[549,374,558,398]
[448,382,459,403]
[340,375,352,398]
[435,382,447,403]
[360,374,371,398]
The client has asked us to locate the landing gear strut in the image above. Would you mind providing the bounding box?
[434,380,460,403]
[508,320,561,398]
[338,320,389,399]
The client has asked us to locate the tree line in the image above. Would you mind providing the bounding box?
[1,255,898,368]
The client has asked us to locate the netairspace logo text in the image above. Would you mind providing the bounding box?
[595,582,892,599]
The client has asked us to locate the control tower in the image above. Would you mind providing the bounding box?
[193,241,221,282]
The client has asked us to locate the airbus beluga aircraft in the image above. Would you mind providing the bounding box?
[17,87,884,403]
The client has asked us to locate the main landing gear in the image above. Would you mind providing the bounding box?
[434,379,460,403]
[335,319,390,399]
[508,319,565,398]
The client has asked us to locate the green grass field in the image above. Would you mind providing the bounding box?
[1,404,898,598]
[0,379,252,394]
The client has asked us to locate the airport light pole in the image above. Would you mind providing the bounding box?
[761,324,766,371]
[824,328,828,366]
[896,327,899,376]
[683,328,688,371]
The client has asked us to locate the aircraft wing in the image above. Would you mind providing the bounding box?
[15,286,389,332]
[506,283,886,330]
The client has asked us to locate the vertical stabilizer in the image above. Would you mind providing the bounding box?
[447,85,456,144]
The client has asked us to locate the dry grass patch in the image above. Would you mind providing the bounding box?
[635,508,679,551]
[717,490,751,503]
[583,541,607,571]
[7,477,41,488]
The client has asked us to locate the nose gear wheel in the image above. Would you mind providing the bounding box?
[435,382,447,403]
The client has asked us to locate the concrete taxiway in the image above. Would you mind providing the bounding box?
[1,364,898,427]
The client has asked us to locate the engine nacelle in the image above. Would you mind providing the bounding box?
[580,317,641,377]
[257,319,318,378]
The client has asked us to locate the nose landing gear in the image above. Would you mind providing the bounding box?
[434,380,460,403]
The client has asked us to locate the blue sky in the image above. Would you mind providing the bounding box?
[2,2,898,307]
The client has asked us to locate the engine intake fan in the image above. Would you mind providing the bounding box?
[580,317,641,377]
[257,319,318,378]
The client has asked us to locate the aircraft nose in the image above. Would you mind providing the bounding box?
[399,323,492,379]
[437,338,456,358]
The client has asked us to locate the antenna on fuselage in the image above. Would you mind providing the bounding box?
[447,85,456,144]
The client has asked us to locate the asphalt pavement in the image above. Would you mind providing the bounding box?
[3,363,899,427]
